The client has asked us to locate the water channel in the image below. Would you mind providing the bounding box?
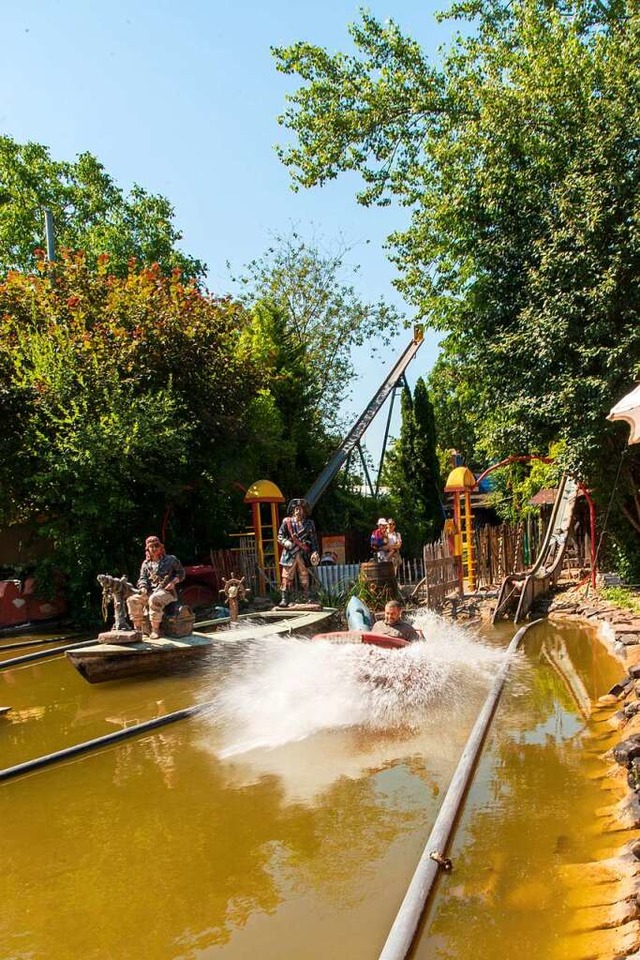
[0,612,625,959]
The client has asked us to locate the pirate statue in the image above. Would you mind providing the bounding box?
[277,498,320,607]
[126,535,185,638]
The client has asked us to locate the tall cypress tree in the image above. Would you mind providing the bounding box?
[382,379,443,554]
[412,378,444,541]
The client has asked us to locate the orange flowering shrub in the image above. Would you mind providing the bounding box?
[0,253,261,619]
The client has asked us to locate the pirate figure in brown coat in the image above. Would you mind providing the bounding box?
[277,499,319,607]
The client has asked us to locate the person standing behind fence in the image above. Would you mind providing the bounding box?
[370,518,391,561]
[386,519,403,574]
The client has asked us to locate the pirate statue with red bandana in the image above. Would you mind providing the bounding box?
[126,535,185,638]
[277,499,320,607]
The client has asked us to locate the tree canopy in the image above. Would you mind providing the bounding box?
[273,0,640,571]
[0,135,205,280]
[0,251,256,616]
[233,232,402,428]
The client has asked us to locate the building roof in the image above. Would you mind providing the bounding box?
[529,488,558,507]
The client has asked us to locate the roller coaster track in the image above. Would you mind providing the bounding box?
[492,474,580,624]
[304,331,424,509]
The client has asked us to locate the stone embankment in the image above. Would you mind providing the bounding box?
[438,582,640,957]
[543,586,640,959]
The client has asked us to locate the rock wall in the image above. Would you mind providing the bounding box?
[548,587,640,959]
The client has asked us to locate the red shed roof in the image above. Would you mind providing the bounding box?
[529,488,557,506]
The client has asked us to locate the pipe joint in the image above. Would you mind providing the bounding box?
[429,851,453,872]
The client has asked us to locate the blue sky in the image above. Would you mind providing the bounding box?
[2,1,454,466]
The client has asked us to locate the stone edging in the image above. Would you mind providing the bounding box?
[546,586,640,958]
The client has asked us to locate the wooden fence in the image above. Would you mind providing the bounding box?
[205,514,592,610]
[474,523,527,587]
[313,564,361,598]
[406,537,461,610]
[208,542,266,595]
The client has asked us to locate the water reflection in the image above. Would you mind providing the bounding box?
[417,619,624,960]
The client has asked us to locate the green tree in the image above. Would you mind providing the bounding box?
[233,232,402,429]
[0,252,258,619]
[273,0,640,573]
[0,135,204,279]
[382,379,443,553]
[235,299,335,492]
[413,378,444,540]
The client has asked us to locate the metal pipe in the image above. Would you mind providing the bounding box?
[378,619,541,960]
[0,633,85,653]
[0,639,99,670]
[0,701,213,783]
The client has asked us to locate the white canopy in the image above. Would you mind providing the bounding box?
[608,385,640,445]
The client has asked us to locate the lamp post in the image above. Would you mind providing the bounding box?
[43,208,56,261]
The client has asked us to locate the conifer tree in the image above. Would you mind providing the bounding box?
[382,379,443,554]
[412,378,444,542]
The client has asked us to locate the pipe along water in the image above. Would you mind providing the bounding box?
[378,619,541,960]
[0,701,214,783]
[0,633,85,653]
[0,619,217,669]
[0,638,99,670]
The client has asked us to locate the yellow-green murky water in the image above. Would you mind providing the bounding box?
[0,614,625,959]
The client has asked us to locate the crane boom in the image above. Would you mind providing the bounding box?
[304,329,424,509]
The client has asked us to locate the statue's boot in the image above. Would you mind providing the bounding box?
[149,619,163,640]
[132,618,146,635]
[278,590,290,609]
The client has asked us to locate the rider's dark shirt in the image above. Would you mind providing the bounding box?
[137,554,185,593]
[370,618,420,642]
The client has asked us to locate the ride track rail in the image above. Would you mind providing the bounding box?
[0,701,215,783]
[493,475,581,624]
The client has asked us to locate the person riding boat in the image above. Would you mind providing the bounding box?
[370,600,422,642]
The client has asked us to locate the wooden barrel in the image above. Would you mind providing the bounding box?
[360,561,398,599]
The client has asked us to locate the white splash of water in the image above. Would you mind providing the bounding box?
[201,611,506,759]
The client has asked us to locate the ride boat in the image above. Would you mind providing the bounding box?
[311,596,413,649]
[66,607,337,683]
